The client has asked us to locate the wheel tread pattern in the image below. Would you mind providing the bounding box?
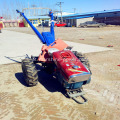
[73,51,90,70]
[22,59,38,86]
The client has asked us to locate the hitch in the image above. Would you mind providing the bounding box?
[66,89,88,104]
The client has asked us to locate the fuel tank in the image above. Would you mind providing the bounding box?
[52,50,91,89]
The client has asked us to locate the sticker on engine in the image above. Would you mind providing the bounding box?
[68,69,86,73]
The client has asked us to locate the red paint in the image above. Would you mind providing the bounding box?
[117,65,120,66]
[0,23,3,28]
[55,22,66,27]
[53,50,89,81]
[38,39,68,62]
[19,22,24,27]
[107,45,113,47]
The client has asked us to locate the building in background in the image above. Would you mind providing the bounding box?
[0,17,4,28]
[1,20,24,28]
[0,15,25,28]
[93,10,120,25]
[22,7,51,27]
[23,9,120,27]
[0,7,51,28]
[61,9,120,27]
[23,16,50,27]
[2,9,120,28]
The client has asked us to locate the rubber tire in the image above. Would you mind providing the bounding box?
[83,25,87,28]
[72,51,90,70]
[99,25,103,28]
[22,59,38,86]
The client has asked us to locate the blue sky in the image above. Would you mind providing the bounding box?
[51,0,120,13]
[0,0,120,19]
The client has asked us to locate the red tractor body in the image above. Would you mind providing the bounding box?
[17,10,91,104]
[53,50,90,83]
[52,50,91,90]
[38,39,68,62]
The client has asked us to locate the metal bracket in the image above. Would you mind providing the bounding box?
[67,89,88,104]
[72,95,88,104]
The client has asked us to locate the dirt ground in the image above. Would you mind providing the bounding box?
[0,26,120,120]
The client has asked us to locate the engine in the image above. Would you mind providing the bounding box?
[52,50,91,90]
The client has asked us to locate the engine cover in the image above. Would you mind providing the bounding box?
[53,50,91,84]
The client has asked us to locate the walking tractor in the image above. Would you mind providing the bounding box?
[16,10,92,104]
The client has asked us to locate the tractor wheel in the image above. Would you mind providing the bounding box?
[72,51,90,70]
[22,59,38,86]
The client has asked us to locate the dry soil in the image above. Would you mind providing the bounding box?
[0,26,120,120]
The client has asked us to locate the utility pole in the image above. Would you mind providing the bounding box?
[56,2,64,22]
[73,8,76,13]
[28,2,30,16]
[53,10,60,21]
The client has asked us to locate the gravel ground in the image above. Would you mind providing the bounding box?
[0,26,120,120]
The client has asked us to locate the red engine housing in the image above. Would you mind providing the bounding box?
[53,50,91,83]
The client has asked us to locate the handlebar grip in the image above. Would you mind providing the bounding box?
[16,9,20,13]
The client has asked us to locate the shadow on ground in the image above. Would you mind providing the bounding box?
[15,64,66,94]
[15,73,28,87]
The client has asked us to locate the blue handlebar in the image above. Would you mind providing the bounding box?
[49,11,55,40]
[16,10,20,13]
[16,9,55,46]
[16,9,45,44]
